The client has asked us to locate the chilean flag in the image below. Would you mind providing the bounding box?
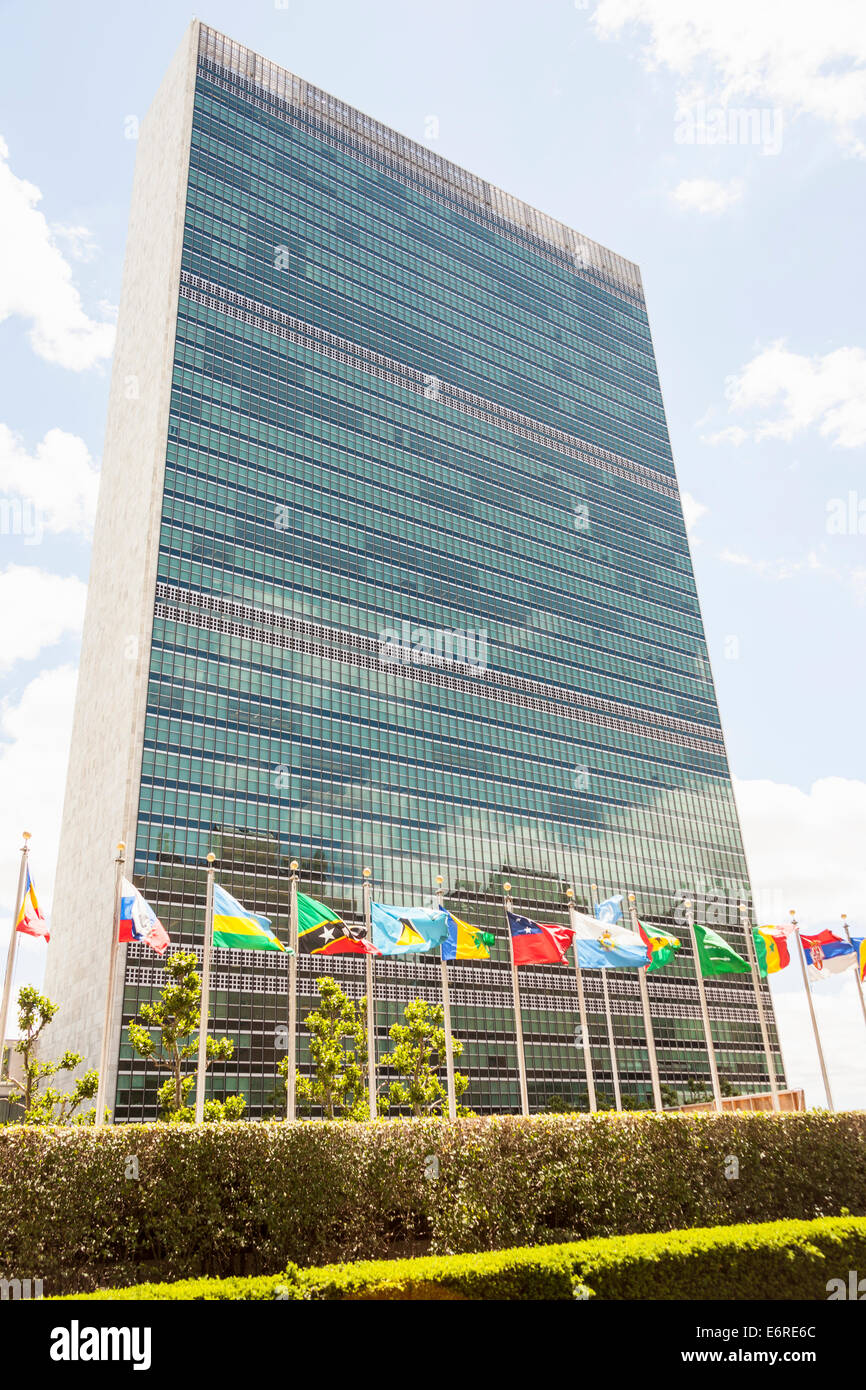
[507,911,574,965]
[800,929,856,980]
[119,878,171,956]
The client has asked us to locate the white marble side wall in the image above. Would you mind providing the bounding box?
[42,22,201,1104]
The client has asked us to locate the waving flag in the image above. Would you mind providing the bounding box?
[507,911,574,965]
[119,878,170,956]
[852,936,866,982]
[752,926,791,977]
[594,894,624,924]
[571,907,648,969]
[441,912,491,961]
[15,866,49,941]
[801,929,856,980]
[371,903,449,956]
[297,890,378,955]
[638,921,680,973]
[693,922,750,977]
[212,883,283,951]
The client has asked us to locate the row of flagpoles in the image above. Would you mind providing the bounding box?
[3,831,866,1120]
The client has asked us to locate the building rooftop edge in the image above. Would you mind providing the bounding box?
[194,21,644,302]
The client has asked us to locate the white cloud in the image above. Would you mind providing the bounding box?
[681,490,707,535]
[735,775,866,1109]
[592,0,866,155]
[722,342,866,448]
[717,545,865,598]
[0,423,99,537]
[49,223,99,263]
[0,566,87,673]
[671,177,743,214]
[701,424,749,447]
[0,135,115,370]
[0,666,77,1005]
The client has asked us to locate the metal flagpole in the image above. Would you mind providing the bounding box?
[363,868,377,1120]
[503,883,530,1117]
[685,898,723,1113]
[285,860,299,1121]
[436,877,457,1120]
[94,840,126,1127]
[591,884,621,1112]
[194,852,216,1124]
[791,910,834,1110]
[0,831,32,1081]
[627,892,662,1113]
[739,901,780,1110]
[566,889,596,1112]
[840,914,866,1036]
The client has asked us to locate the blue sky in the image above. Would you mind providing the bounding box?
[1,0,865,1106]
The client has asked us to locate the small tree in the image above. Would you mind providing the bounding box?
[4,985,100,1125]
[279,975,368,1120]
[378,998,472,1117]
[127,950,245,1122]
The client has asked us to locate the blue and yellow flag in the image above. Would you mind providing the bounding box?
[371,903,449,956]
[441,912,491,961]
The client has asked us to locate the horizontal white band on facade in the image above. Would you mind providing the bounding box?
[178,271,677,500]
[153,602,725,757]
[123,963,764,1025]
[155,582,722,745]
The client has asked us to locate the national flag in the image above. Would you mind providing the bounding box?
[371,903,449,956]
[441,912,492,961]
[851,936,866,982]
[118,878,170,956]
[212,883,283,951]
[800,929,856,980]
[507,911,574,965]
[594,894,624,924]
[571,907,648,968]
[15,866,49,941]
[638,921,680,974]
[693,922,751,977]
[297,889,378,956]
[752,926,791,977]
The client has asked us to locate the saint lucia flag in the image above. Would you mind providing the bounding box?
[371,903,449,956]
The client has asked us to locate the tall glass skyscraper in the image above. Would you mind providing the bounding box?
[46,22,784,1118]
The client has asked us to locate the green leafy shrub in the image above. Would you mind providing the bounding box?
[2,1111,865,1294]
[65,1216,866,1301]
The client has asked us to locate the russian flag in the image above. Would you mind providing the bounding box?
[800,929,856,980]
[119,878,171,956]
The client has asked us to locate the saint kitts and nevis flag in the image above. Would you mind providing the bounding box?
[297,890,378,956]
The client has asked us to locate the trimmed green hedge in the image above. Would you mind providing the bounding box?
[2,1112,865,1294]
[66,1217,866,1301]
